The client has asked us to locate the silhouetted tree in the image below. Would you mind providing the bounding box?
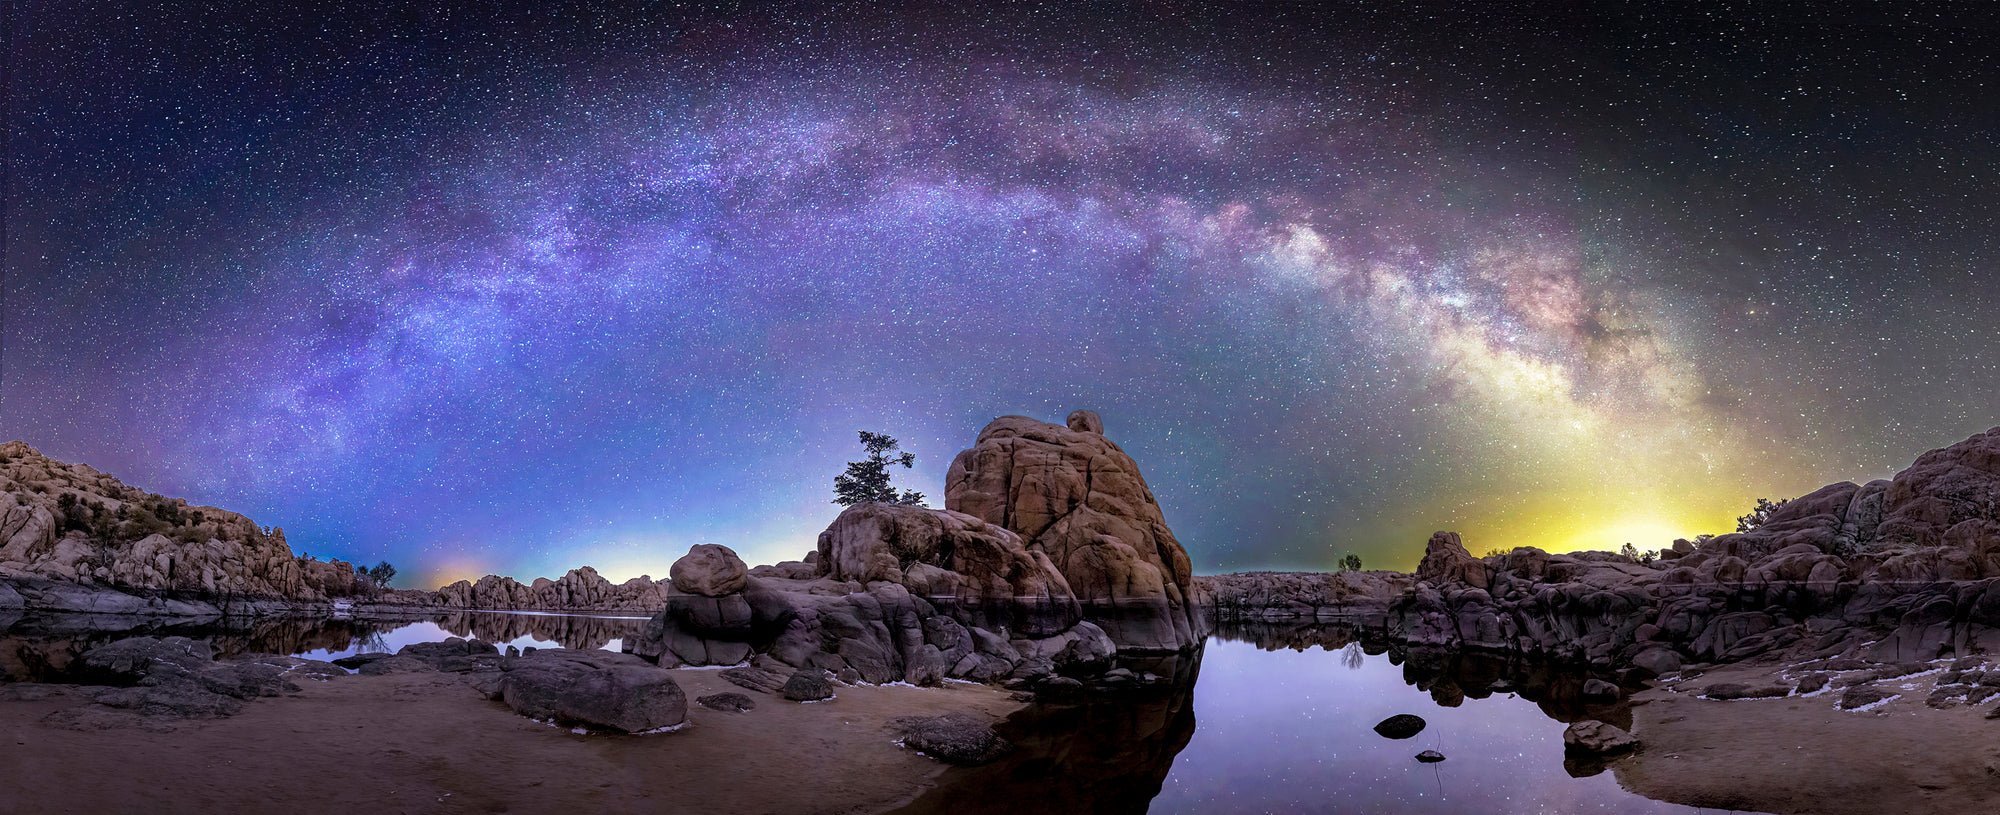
[1736,498,1791,533]
[1339,553,1363,572]
[832,431,927,506]
[363,561,398,586]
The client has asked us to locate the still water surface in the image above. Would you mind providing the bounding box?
[1151,638,1702,814]
[1,612,1751,813]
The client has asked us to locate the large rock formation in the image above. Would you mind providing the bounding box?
[433,567,675,613]
[816,502,1081,636]
[1206,425,2000,674]
[0,441,370,604]
[944,411,1203,650]
[630,411,1203,688]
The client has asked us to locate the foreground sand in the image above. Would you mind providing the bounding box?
[1615,661,2000,814]
[0,668,1023,815]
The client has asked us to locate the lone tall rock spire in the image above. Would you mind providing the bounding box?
[944,410,1204,651]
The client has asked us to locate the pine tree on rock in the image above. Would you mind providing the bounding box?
[833,431,928,506]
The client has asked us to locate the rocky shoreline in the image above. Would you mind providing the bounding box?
[8,419,2000,813]
[1202,425,2000,688]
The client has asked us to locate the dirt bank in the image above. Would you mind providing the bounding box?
[1615,659,2000,815]
[0,668,1022,815]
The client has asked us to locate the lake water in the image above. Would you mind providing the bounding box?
[0,612,1746,813]
[898,622,1752,814]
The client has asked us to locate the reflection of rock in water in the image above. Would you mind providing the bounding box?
[434,611,644,651]
[887,648,1203,815]
[0,612,417,681]
[1211,620,1632,730]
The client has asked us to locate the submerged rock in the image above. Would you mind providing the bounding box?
[1372,713,1426,739]
[1562,720,1638,755]
[1415,750,1446,763]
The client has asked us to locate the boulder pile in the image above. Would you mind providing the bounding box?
[631,411,1205,690]
[0,441,371,604]
[1203,426,2000,676]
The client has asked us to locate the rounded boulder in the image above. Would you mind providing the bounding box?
[671,544,749,597]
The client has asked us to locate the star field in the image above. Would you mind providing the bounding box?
[6,1,1999,587]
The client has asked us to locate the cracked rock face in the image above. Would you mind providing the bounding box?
[816,502,1081,638]
[944,412,1202,650]
[0,441,370,601]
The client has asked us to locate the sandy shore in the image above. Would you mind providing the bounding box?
[0,668,1023,815]
[1614,660,2000,814]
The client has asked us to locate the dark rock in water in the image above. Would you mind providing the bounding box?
[782,668,835,702]
[1794,673,1830,695]
[696,692,757,712]
[1987,704,2000,719]
[332,652,393,670]
[1581,678,1621,702]
[498,648,686,733]
[1563,720,1638,755]
[1373,713,1426,739]
[1838,685,1895,710]
[1038,676,1085,697]
[1703,682,1790,701]
[895,712,1012,765]
[1415,750,1446,763]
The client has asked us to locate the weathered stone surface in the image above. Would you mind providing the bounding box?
[695,692,757,712]
[895,711,1012,765]
[357,655,436,675]
[91,682,244,719]
[816,502,1080,636]
[76,636,213,685]
[782,668,835,701]
[434,567,674,613]
[671,544,750,597]
[1563,720,1638,754]
[0,441,370,602]
[1838,685,1896,710]
[1417,532,1490,590]
[944,413,1203,650]
[498,648,686,733]
[719,665,787,695]
[1703,682,1790,700]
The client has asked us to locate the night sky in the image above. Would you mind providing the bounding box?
[6,1,1999,588]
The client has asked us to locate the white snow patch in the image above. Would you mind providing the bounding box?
[1841,694,1902,714]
